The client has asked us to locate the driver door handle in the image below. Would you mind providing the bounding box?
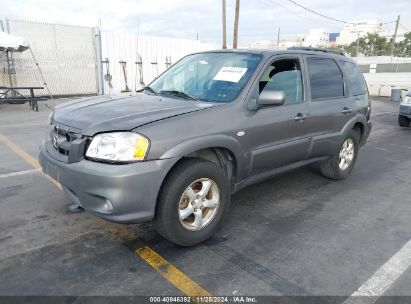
[294,113,306,122]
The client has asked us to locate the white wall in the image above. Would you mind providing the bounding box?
[101,32,218,94]
[356,56,411,64]
[364,73,411,97]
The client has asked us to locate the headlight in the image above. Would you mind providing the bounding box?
[86,132,149,163]
[402,96,411,104]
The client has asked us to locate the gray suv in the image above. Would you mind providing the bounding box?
[39,48,372,246]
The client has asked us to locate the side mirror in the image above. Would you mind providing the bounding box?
[256,90,285,107]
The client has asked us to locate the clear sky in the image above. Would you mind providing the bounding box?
[1,0,410,47]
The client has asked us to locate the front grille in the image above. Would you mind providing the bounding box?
[49,123,85,159]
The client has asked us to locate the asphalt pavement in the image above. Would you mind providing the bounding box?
[0,97,410,303]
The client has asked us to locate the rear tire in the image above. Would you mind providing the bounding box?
[320,129,360,180]
[153,158,230,246]
[398,115,410,127]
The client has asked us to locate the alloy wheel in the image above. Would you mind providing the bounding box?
[178,178,220,231]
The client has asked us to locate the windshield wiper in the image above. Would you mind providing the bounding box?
[142,86,159,95]
[159,90,197,101]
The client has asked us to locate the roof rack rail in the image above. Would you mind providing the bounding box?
[287,47,345,56]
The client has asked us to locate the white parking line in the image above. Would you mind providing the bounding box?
[372,111,398,116]
[388,143,411,150]
[0,168,40,178]
[0,122,46,128]
[384,158,401,163]
[343,239,411,304]
[374,146,388,151]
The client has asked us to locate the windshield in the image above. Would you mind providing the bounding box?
[149,52,262,103]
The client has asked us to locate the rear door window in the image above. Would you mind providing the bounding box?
[307,58,344,100]
[339,61,366,96]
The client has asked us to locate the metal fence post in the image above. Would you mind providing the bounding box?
[4,19,15,88]
[93,26,104,95]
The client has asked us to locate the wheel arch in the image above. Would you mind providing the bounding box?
[341,115,367,144]
[154,146,238,222]
[160,134,244,182]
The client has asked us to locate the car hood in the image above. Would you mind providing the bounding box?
[53,93,218,136]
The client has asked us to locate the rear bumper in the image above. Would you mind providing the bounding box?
[39,141,178,223]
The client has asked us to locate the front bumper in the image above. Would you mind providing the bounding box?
[400,104,411,118]
[39,142,178,223]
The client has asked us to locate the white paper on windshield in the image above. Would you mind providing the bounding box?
[213,67,248,83]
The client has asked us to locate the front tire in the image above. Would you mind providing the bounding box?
[153,159,230,246]
[320,129,360,180]
[398,115,410,127]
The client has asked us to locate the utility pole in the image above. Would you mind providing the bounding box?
[233,0,240,49]
[390,15,400,57]
[277,27,281,49]
[222,0,227,49]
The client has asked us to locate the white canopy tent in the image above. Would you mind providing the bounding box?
[0,31,52,97]
[0,31,30,52]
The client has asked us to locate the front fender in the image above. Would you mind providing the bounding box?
[160,134,246,179]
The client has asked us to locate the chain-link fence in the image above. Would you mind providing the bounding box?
[2,19,98,96]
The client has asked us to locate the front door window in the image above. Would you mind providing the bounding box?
[259,58,304,104]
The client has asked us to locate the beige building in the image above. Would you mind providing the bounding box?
[337,20,382,45]
[278,36,304,49]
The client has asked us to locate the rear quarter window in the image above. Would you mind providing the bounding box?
[339,60,367,96]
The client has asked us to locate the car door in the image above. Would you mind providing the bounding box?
[303,56,356,158]
[244,55,311,176]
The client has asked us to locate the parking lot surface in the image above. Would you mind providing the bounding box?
[0,97,410,301]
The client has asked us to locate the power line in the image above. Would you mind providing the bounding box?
[262,0,334,26]
[399,23,410,32]
[286,0,351,24]
[263,0,402,34]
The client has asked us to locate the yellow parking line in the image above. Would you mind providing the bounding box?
[0,131,212,300]
[0,133,62,189]
[0,133,41,169]
[137,246,211,301]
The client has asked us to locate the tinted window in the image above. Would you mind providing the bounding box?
[259,59,303,104]
[307,58,344,99]
[339,61,366,96]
